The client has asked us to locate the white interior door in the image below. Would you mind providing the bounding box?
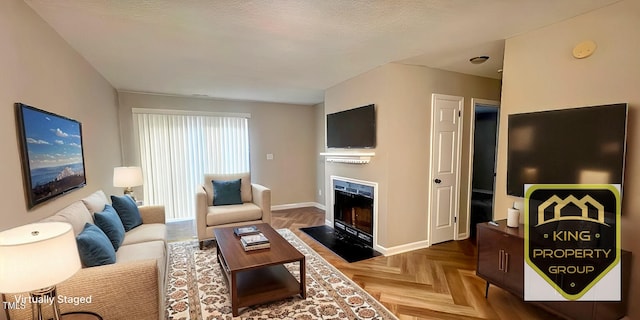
[429,94,463,245]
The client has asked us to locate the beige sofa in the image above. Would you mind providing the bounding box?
[7,191,167,320]
[196,173,271,249]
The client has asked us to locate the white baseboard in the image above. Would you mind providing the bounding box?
[375,239,430,256]
[456,232,470,240]
[272,202,325,211]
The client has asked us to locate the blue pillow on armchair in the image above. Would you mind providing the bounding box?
[212,179,243,206]
[110,195,143,231]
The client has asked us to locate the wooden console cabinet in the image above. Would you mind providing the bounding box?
[476,220,630,320]
[477,220,524,297]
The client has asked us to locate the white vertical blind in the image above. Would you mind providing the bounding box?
[134,111,250,221]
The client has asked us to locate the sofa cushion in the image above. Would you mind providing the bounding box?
[81,190,109,214]
[116,240,167,287]
[41,201,93,236]
[212,179,243,206]
[203,173,252,205]
[76,223,116,267]
[111,195,143,231]
[121,224,167,246]
[206,203,262,226]
[117,240,166,264]
[94,204,126,250]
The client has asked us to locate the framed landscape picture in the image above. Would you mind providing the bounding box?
[15,103,87,208]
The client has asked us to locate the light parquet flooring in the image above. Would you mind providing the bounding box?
[168,207,560,320]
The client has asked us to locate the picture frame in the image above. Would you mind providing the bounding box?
[15,103,87,208]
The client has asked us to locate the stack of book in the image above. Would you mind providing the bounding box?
[240,233,270,251]
[233,225,260,236]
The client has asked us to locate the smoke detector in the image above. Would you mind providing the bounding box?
[469,56,490,64]
[573,40,597,59]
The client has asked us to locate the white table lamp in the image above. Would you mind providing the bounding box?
[0,222,81,320]
[113,166,143,199]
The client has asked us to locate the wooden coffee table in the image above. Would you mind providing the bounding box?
[214,223,306,316]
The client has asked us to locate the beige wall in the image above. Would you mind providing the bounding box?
[314,102,326,205]
[495,0,639,316]
[324,63,501,248]
[0,0,120,231]
[117,92,317,206]
[0,2,120,317]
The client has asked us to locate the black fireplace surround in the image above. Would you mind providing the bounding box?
[300,179,380,262]
[333,179,374,247]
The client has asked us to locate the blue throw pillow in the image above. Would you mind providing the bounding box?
[94,204,126,250]
[212,179,243,206]
[76,223,116,267]
[110,195,143,231]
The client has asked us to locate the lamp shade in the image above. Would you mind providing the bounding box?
[113,166,143,188]
[0,222,81,293]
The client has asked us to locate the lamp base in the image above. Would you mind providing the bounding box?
[123,187,136,201]
[31,286,61,320]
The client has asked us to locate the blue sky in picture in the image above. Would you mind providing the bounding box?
[22,107,84,170]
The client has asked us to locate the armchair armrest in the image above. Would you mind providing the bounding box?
[251,183,271,224]
[139,205,166,224]
[195,185,209,241]
[7,260,161,320]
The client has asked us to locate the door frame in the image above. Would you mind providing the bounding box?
[428,93,464,246]
[465,98,500,239]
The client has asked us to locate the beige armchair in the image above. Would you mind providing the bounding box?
[196,173,271,249]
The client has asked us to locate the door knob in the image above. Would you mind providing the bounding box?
[434,178,442,184]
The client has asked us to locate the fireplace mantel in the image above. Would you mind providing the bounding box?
[320,152,375,164]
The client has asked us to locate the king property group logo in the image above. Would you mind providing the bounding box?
[524,184,621,301]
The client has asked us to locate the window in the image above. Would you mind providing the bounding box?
[133,109,250,220]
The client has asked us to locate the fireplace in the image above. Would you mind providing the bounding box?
[333,179,374,247]
[299,177,380,262]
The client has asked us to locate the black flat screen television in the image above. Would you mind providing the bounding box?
[507,103,627,198]
[327,104,376,148]
[16,103,87,208]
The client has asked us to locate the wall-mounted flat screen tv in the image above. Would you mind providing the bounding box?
[507,103,627,198]
[16,103,87,208]
[327,104,376,148]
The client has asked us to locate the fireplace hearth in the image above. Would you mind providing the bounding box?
[301,177,381,263]
[300,225,380,263]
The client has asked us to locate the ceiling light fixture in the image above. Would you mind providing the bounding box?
[572,40,597,59]
[469,56,490,64]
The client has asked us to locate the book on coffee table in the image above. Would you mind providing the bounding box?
[241,241,271,251]
[234,225,260,236]
[240,233,270,251]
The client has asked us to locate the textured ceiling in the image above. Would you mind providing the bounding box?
[25,0,619,105]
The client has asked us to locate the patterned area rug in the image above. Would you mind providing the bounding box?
[165,229,397,319]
